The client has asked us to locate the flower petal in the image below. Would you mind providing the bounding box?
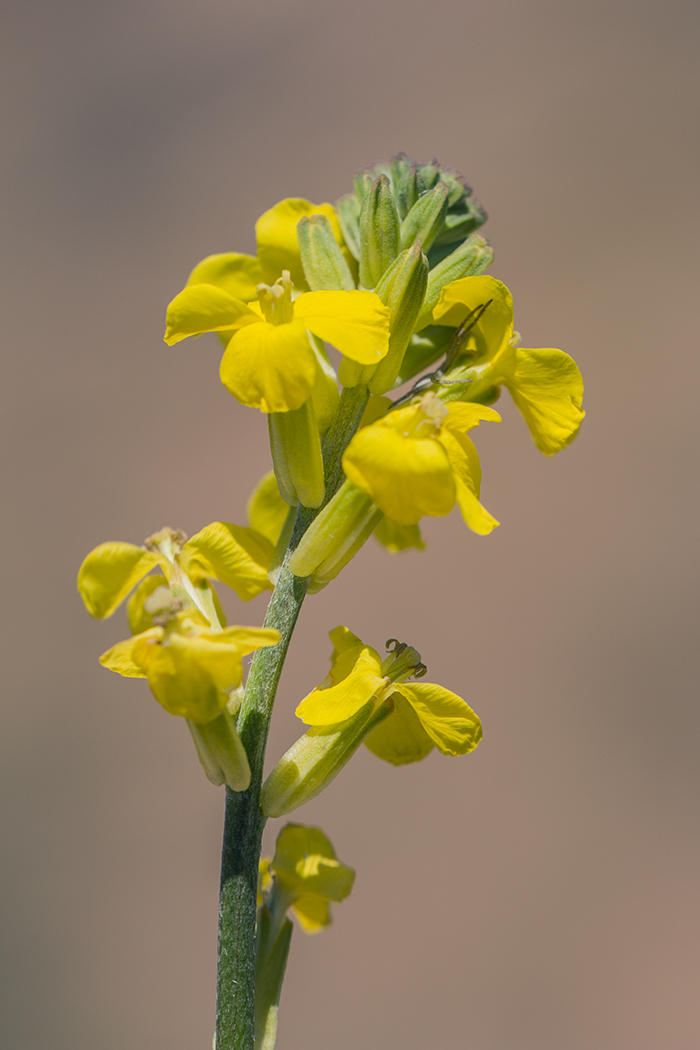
[219,319,318,412]
[396,681,482,756]
[432,276,513,360]
[164,284,260,345]
[256,198,348,288]
[127,574,170,634]
[131,633,226,722]
[186,252,262,302]
[183,521,273,601]
[499,345,585,455]
[296,647,385,725]
[272,824,355,902]
[292,894,331,933]
[438,429,500,535]
[246,471,290,546]
[343,420,455,525]
[77,542,162,619]
[363,693,434,765]
[99,628,162,678]
[294,290,390,365]
[373,517,426,552]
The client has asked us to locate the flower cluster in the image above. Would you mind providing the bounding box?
[77,152,584,1050]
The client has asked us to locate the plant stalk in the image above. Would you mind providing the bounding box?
[215,384,368,1050]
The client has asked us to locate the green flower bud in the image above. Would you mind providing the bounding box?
[297,215,355,291]
[388,151,412,189]
[334,193,362,262]
[268,399,325,509]
[398,181,449,255]
[395,162,429,220]
[288,481,377,578]
[414,234,494,332]
[367,243,429,396]
[187,710,251,792]
[358,174,400,289]
[260,698,393,817]
[431,196,489,249]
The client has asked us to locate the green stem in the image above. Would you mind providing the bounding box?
[215,384,368,1050]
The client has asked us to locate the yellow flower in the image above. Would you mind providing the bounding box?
[180,197,355,304]
[77,523,274,627]
[342,391,500,534]
[296,627,482,766]
[267,824,355,933]
[164,271,390,414]
[99,606,279,724]
[432,276,584,454]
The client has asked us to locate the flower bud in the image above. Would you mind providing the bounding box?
[307,504,382,593]
[358,175,400,290]
[288,481,376,578]
[395,162,428,220]
[297,215,355,291]
[367,242,429,396]
[414,234,494,332]
[260,698,393,817]
[431,195,489,249]
[399,181,449,255]
[187,710,251,791]
[334,193,361,262]
[268,399,325,509]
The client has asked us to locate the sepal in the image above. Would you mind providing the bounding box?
[260,700,392,817]
[268,400,325,509]
[367,242,429,395]
[288,481,377,578]
[297,215,355,291]
[187,709,251,791]
[358,175,400,289]
[398,181,449,255]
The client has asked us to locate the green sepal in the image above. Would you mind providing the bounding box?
[358,175,400,290]
[415,234,494,331]
[309,335,340,434]
[288,481,376,578]
[297,215,355,291]
[308,503,383,593]
[399,182,449,255]
[334,193,362,262]
[260,699,392,817]
[431,196,489,248]
[187,710,251,791]
[367,242,429,395]
[268,399,325,509]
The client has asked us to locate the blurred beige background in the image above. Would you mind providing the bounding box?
[2,1,699,1047]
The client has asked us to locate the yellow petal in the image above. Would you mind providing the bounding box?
[364,693,434,765]
[438,429,500,535]
[343,417,455,526]
[219,319,318,412]
[99,627,162,678]
[296,647,385,725]
[328,625,364,664]
[292,894,331,933]
[164,284,260,345]
[396,682,482,756]
[443,401,502,435]
[256,198,347,289]
[294,291,390,365]
[272,824,355,902]
[131,633,226,722]
[77,542,162,619]
[246,471,289,546]
[258,856,273,905]
[214,625,280,658]
[186,252,262,302]
[126,573,169,634]
[432,276,513,360]
[183,522,273,601]
[499,345,585,455]
[374,517,426,552]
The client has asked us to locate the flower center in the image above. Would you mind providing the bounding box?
[381,638,427,682]
[257,270,294,325]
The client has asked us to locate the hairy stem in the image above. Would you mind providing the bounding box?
[215,385,368,1050]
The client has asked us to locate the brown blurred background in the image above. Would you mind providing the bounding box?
[2,0,699,1047]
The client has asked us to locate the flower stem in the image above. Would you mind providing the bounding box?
[215,385,369,1050]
